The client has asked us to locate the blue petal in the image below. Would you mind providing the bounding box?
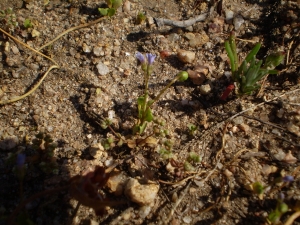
[136,52,145,63]
[146,53,156,65]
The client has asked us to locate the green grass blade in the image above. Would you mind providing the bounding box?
[245,43,261,63]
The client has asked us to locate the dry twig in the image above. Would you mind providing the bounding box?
[155,13,207,27]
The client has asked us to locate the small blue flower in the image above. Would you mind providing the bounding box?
[16,153,26,168]
[136,52,146,64]
[146,53,156,65]
[282,175,294,182]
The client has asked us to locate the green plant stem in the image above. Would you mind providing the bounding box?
[141,66,151,123]
[8,185,69,225]
[225,40,236,73]
[149,75,181,108]
[229,32,239,72]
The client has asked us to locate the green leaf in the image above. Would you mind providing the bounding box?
[244,43,261,63]
[137,96,146,119]
[98,8,108,16]
[106,0,113,8]
[144,108,153,122]
[107,8,116,17]
[264,52,284,69]
[112,0,123,9]
[252,181,264,195]
[23,18,32,28]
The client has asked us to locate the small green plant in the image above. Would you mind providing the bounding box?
[98,0,123,17]
[223,32,284,97]
[0,8,18,32]
[133,52,188,134]
[187,123,198,136]
[30,132,58,174]
[23,18,33,29]
[136,12,146,24]
[267,193,289,224]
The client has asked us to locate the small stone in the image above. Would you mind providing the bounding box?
[93,46,102,56]
[183,216,192,224]
[29,63,39,70]
[287,122,300,136]
[187,69,206,85]
[138,206,152,218]
[167,33,180,42]
[82,43,91,53]
[232,116,244,125]
[238,123,250,133]
[177,49,195,63]
[125,178,159,206]
[147,16,155,26]
[283,151,297,164]
[4,42,10,52]
[225,9,234,22]
[184,32,195,40]
[199,84,211,95]
[89,143,104,159]
[31,29,40,37]
[189,32,209,47]
[123,0,131,13]
[233,15,244,30]
[106,170,128,196]
[11,46,19,54]
[96,62,110,76]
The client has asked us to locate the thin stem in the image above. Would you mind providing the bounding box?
[0,27,58,65]
[0,65,59,105]
[148,75,180,108]
[37,16,106,51]
[284,211,300,225]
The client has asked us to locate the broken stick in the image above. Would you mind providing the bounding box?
[155,13,207,28]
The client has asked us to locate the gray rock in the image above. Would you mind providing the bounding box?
[96,62,110,76]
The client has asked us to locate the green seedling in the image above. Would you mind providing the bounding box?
[99,0,123,17]
[23,18,33,28]
[267,193,289,224]
[136,12,146,24]
[133,52,188,134]
[187,152,201,163]
[187,123,198,136]
[30,132,58,174]
[224,32,284,96]
[0,8,18,32]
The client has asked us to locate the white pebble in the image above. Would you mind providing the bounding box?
[96,62,110,76]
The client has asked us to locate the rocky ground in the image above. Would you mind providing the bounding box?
[0,0,300,224]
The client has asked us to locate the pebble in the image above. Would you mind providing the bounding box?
[167,33,180,43]
[11,46,19,54]
[93,46,102,56]
[187,69,206,85]
[138,205,152,218]
[188,32,209,47]
[177,49,195,63]
[106,170,128,196]
[96,62,110,76]
[82,43,91,53]
[89,143,104,159]
[233,15,244,30]
[183,216,192,224]
[199,84,211,95]
[31,29,40,37]
[125,178,159,206]
[225,9,234,22]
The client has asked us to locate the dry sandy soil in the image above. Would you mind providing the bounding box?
[0,0,300,224]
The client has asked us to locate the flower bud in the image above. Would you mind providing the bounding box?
[177,71,188,81]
